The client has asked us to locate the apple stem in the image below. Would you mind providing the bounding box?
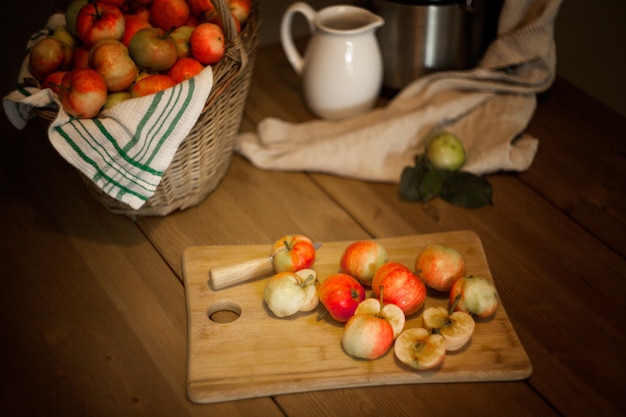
[283,240,291,251]
[316,309,328,321]
[449,293,461,315]
[300,274,315,287]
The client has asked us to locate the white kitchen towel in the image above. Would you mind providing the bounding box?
[236,0,562,182]
[3,13,214,210]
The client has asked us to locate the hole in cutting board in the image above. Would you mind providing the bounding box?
[207,300,242,323]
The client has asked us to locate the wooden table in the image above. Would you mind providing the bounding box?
[2,19,625,417]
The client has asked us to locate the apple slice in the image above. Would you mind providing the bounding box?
[354,297,405,339]
[422,306,475,351]
[394,327,446,370]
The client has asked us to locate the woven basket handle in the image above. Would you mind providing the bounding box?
[203,0,250,111]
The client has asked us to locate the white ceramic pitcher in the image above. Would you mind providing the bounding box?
[281,2,385,120]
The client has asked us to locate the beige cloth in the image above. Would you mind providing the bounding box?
[235,0,563,182]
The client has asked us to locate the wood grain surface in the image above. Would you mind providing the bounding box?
[182,231,531,403]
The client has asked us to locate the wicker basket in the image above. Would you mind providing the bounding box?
[39,0,261,216]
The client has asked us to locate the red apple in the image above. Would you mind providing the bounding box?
[59,68,108,118]
[130,73,176,97]
[354,297,405,339]
[99,0,125,7]
[129,27,178,72]
[371,261,426,316]
[89,39,138,92]
[229,0,252,25]
[415,244,466,292]
[28,37,73,82]
[394,328,446,370]
[149,0,190,31]
[270,234,316,273]
[339,240,388,287]
[318,273,366,323]
[121,15,153,48]
[190,22,225,65]
[341,311,394,360]
[170,25,195,58]
[449,275,498,318]
[75,1,125,47]
[187,0,215,19]
[42,71,68,95]
[72,45,91,69]
[167,57,204,83]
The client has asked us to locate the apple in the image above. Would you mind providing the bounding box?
[187,0,216,20]
[149,0,190,31]
[103,91,132,110]
[294,269,319,312]
[415,243,466,292]
[65,0,89,37]
[229,0,252,25]
[28,37,73,82]
[339,240,388,287]
[354,295,405,339]
[129,27,178,72]
[130,73,176,97]
[170,25,195,58]
[270,234,316,273]
[394,327,446,370]
[341,311,394,360]
[72,45,91,69]
[167,57,205,83]
[425,131,466,171]
[449,275,498,318]
[59,68,108,119]
[318,273,366,323]
[371,261,426,316]
[206,11,241,33]
[42,70,68,95]
[263,270,318,318]
[190,22,225,65]
[75,1,126,48]
[89,39,139,92]
[51,25,78,50]
[121,15,153,48]
[99,0,125,7]
[422,306,475,351]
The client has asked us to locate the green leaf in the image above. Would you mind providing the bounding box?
[440,171,493,208]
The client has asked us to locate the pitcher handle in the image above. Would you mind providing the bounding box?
[280,2,317,75]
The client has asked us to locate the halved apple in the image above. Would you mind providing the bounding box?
[422,306,475,351]
[394,327,446,370]
[354,297,405,339]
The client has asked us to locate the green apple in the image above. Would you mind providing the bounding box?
[426,131,466,171]
[65,0,89,37]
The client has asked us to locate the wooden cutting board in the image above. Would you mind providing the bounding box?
[182,230,532,404]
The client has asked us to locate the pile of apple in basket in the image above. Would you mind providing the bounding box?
[258,235,499,370]
[28,0,251,119]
